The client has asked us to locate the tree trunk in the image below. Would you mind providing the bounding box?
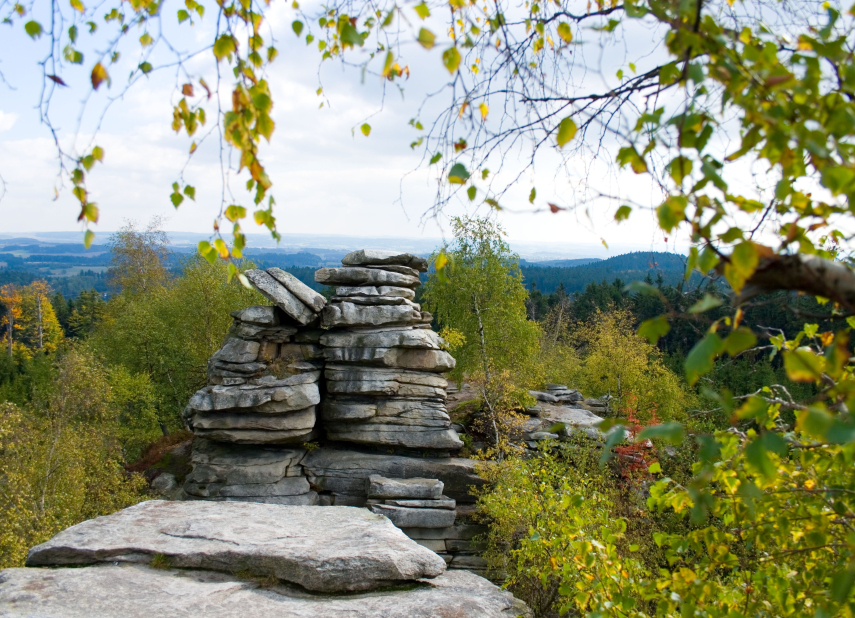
[36,294,43,350]
[473,294,501,459]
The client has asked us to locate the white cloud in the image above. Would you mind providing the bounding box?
[0,111,17,132]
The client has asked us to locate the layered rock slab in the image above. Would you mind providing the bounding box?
[0,565,528,618]
[24,501,445,592]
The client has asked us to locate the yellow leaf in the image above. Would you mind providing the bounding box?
[213,238,230,258]
[70,0,84,12]
[90,62,108,90]
[479,102,488,120]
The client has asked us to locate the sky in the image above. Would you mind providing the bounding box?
[0,0,692,258]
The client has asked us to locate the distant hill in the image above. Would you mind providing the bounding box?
[530,258,601,268]
[521,251,690,294]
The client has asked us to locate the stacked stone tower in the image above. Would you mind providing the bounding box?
[315,250,462,450]
[182,267,327,505]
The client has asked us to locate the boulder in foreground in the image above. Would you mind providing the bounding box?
[0,564,528,618]
[25,501,445,592]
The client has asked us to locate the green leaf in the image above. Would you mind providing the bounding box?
[528,188,536,204]
[685,333,724,386]
[139,61,153,74]
[83,229,95,249]
[417,27,436,49]
[648,462,661,474]
[177,9,190,22]
[745,432,786,479]
[213,35,236,61]
[257,113,275,141]
[688,294,722,314]
[616,146,648,173]
[197,240,218,264]
[170,191,184,207]
[723,327,757,356]
[638,422,685,445]
[467,186,477,201]
[442,47,461,73]
[668,156,693,185]
[140,32,153,46]
[831,565,855,603]
[657,195,687,232]
[292,20,303,36]
[638,315,671,345]
[183,185,196,200]
[429,152,441,164]
[414,2,430,18]
[599,425,627,465]
[360,123,371,136]
[25,20,43,38]
[91,146,104,161]
[723,241,759,293]
[783,347,825,382]
[340,23,365,47]
[556,22,572,43]
[615,205,631,221]
[625,280,660,296]
[448,163,470,184]
[556,117,577,148]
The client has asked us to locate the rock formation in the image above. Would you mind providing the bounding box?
[317,251,463,450]
[1,501,528,617]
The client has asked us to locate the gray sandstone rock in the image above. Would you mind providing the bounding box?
[244,270,316,326]
[315,267,420,289]
[151,472,178,494]
[330,295,420,307]
[24,502,446,593]
[228,322,297,343]
[279,343,324,362]
[367,475,444,499]
[191,427,317,445]
[186,382,320,413]
[321,302,422,328]
[365,264,421,277]
[187,440,305,486]
[302,448,485,503]
[378,497,456,510]
[189,406,316,431]
[213,339,261,364]
[371,505,457,528]
[341,249,429,272]
[323,347,455,371]
[266,268,327,312]
[325,425,463,450]
[231,305,279,325]
[320,328,443,350]
[336,285,416,300]
[0,565,528,618]
[321,397,450,422]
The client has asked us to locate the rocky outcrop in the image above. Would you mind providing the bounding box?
[2,502,529,617]
[318,250,462,451]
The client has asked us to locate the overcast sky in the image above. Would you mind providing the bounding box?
[0,1,692,257]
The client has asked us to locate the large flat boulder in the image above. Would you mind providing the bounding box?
[336,285,416,300]
[324,347,456,371]
[315,267,421,288]
[325,424,464,450]
[320,327,443,349]
[302,447,485,503]
[341,249,429,272]
[25,502,445,593]
[0,565,528,617]
[321,302,423,328]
